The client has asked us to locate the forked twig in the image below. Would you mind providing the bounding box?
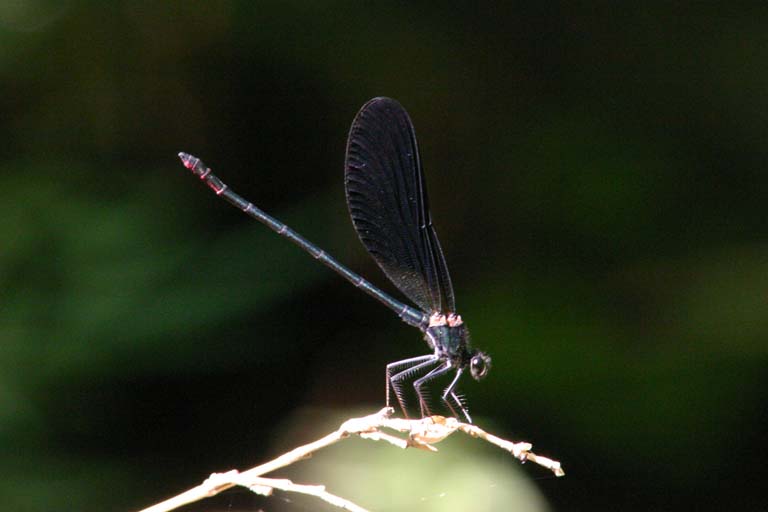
[137,408,564,512]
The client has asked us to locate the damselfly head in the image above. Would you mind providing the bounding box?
[470,351,491,380]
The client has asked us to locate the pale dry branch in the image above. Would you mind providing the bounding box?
[244,476,369,512]
[137,407,564,512]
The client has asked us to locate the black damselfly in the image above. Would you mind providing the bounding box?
[179,97,490,423]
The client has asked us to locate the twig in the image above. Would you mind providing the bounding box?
[137,407,564,512]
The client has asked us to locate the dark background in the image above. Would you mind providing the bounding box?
[2,2,766,511]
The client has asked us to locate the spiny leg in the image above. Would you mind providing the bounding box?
[413,363,454,418]
[386,355,435,408]
[448,390,469,421]
[391,357,440,418]
[388,356,439,418]
[442,368,471,423]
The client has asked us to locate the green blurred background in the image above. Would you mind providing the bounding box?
[2,2,766,511]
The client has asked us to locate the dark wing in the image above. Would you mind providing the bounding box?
[344,97,455,313]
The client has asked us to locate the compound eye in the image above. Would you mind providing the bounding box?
[470,353,491,380]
